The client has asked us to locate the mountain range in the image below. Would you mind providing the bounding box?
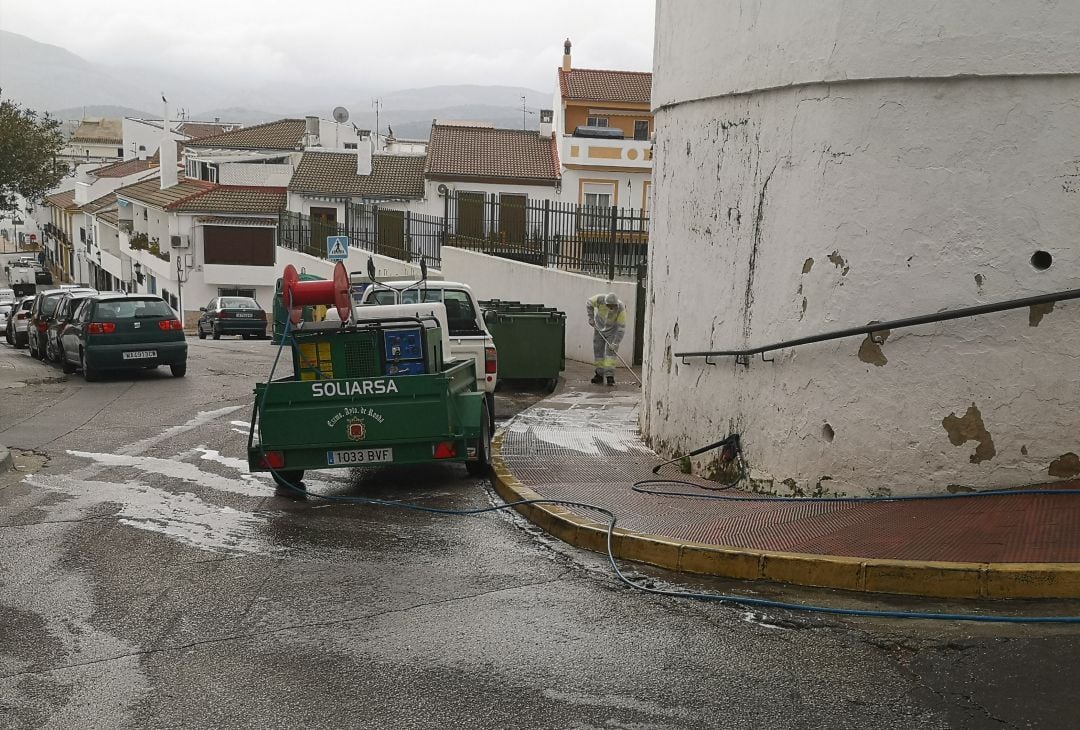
[0,29,550,137]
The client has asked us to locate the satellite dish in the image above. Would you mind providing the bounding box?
[332,106,350,124]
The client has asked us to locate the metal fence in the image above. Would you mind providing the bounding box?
[442,193,649,280]
[277,193,650,279]
[278,204,444,268]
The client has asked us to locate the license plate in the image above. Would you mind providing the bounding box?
[236,313,254,318]
[122,350,157,360]
[327,448,393,466]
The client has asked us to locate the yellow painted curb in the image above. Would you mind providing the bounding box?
[490,435,1080,600]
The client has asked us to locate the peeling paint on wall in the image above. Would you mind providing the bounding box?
[1048,452,1080,478]
[801,257,814,274]
[857,328,890,366]
[1029,301,1055,327]
[827,250,850,276]
[942,404,996,464]
[974,273,985,290]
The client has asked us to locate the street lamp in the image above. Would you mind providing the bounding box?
[133,261,144,286]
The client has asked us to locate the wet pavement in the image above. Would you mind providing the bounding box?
[1,268,1078,729]
[499,391,1080,563]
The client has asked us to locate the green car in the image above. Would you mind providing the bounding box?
[60,294,188,381]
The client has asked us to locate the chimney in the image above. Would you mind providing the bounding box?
[562,38,572,72]
[137,145,147,161]
[304,115,321,148]
[357,135,373,177]
[539,109,553,138]
[160,98,179,189]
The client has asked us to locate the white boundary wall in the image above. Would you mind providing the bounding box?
[439,247,638,364]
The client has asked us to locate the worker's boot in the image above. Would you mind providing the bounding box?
[606,376,615,386]
[590,373,604,384]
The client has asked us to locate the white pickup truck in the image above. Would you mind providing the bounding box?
[324,278,498,429]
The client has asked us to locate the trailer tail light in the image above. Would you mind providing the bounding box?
[484,347,497,374]
[36,321,48,332]
[259,451,286,469]
[16,312,28,320]
[87,322,117,334]
[158,319,184,330]
[433,442,457,459]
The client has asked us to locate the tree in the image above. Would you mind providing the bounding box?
[0,92,68,214]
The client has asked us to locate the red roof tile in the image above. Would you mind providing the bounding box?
[289,152,426,198]
[92,158,156,179]
[558,68,652,105]
[169,187,286,214]
[425,124,559,184]
[183,119,307,150]
[44,190,79,210]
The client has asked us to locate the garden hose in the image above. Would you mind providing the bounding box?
[254,317,1080,623]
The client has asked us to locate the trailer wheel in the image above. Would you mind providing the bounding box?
[275,470,306,491]
[466,403,492,477]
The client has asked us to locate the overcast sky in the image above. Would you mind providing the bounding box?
[0,0,655,92]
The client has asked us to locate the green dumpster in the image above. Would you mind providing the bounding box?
[480,300,565,391]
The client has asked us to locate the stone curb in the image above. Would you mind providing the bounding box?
[0,444,13,475]
[491,433,1080,600]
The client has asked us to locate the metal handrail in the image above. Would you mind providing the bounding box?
[675,288,1080,364]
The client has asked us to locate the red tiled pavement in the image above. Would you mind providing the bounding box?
[499,391,1080,563]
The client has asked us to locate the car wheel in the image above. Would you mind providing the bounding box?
[466,402,492,477]
[61,355,76,375]
[14,333,26,349]
[212,325,221,340]
[197,323,207,340]
[81,350,99,382]
[170,362,187,378]
[241,333,251,340]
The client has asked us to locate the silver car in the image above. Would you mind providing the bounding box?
[5,296,33,348]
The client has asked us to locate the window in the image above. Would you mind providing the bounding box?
[218,288,256,299]
[148,275,157,294]
[587,116,608,128]
[117,148,124,157]
[95,298,174,320]
[186,159,197,178]
[397,288,482,336]
[634,120,650,141]
[581,181,616,229]
[343,142,358,150]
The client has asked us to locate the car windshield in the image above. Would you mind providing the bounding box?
[96,299,175,320]
[221,297,259,309]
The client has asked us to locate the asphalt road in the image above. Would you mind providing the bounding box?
[2,259,1078,729]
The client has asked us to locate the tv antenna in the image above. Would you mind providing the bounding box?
[372,98,382,150]
[332,107,350,149]
[520,95,536,130]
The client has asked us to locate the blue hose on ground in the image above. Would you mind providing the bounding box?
[254,319,1080,624]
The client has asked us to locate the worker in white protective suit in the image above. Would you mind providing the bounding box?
[586,292,626,386]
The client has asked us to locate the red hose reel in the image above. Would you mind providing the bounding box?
[282,261,351,324]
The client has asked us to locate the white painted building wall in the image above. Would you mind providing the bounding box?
[439,246,637,364]
[645,0,1080,496]
[122,118,185,160]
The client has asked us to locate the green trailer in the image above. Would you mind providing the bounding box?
[248,262,493,487]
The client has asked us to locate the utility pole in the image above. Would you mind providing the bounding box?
[522,95,527,130]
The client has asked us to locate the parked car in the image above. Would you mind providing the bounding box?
[0,302,12,334]
[27,288,96,360]
[45,290,100,363]
[0,288,16,306]
[5,296,34,348]
[197,296,267,339]
[60,294,187,380]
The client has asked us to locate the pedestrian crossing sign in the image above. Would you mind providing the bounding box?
[327,236,349,261]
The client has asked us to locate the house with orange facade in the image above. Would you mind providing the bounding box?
[551,39,653,214]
